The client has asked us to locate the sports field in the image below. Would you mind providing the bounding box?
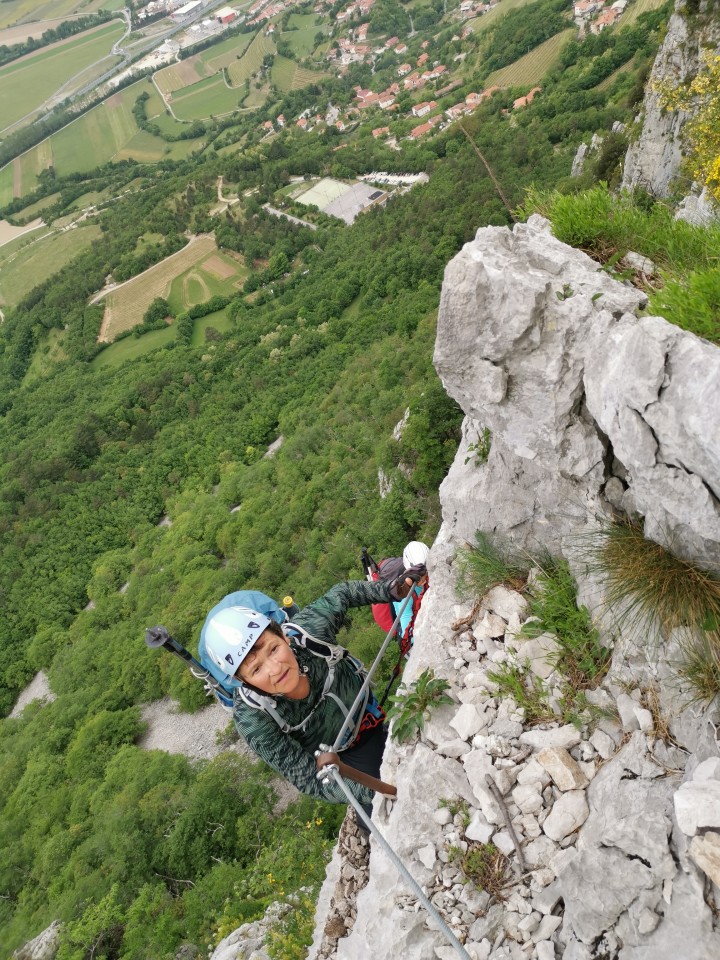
[0,20,126,133]
[0,0,124,31]
[0,223,102,309]
[1,79,204,200]
[166,250,247,314]
[486,28,576,88]
[296,178,352,208]
[99,235,243,341]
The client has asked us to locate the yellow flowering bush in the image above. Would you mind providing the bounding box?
[655,51,720,202]
[266,893,317,960]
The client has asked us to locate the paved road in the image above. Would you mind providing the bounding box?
[263,203,317,231]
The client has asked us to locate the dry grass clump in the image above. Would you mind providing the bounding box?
[592,519,720,704]
[455,842,511,900]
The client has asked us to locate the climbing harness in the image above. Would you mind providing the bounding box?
[236,620,374,751]
[315,592,471,960]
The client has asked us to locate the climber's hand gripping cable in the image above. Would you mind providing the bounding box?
[314,750,397,797]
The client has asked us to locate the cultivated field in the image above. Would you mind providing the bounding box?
[99,235,245,341]
[271,55,328,92]
[0,0,124,31]
[0,223,101,309]
[0,165,15,207]
[170,74,244,120]
[155,30,256,95]
[1,79,203,200]
[486,28,576,88]
[622,0,667,26]
[226,31,276,87]
[0,216,44,246]
[201,30,255,72]
[0,20,126,133]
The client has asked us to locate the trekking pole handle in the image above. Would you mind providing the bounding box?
[145,625,171,649]
[315,750,397,797]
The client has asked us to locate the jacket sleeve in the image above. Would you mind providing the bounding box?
[297,579,394,643]
[235,709,373,806]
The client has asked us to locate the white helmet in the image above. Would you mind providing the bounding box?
[403,540,429,568]
[203,606,271,681]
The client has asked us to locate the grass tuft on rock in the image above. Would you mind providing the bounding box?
[455,531,529,599]
[592,519,720,635]
[521,557,611,688]
[453,842,511,900]
[591,519,720,704]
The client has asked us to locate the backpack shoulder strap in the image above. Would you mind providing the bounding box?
[234,623,367,746]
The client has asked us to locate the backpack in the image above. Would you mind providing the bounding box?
[360,548,427,657]
[368,556,406,633]
[198,589,373,750]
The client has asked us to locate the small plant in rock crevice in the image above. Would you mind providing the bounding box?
[465,427,492,466]
[520,556,611,689]
[439,797,471,828]
[454,531,529,600]
[449,842,511,900]
[486,557,610,727]
[387,668,454,743]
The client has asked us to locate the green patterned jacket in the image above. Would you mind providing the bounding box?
[232,579,395,804]
[233,580,390,803]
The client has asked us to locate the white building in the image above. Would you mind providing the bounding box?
[172,0,204,21]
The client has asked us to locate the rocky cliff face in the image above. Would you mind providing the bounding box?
[621,0,720,205]
[310,217,720,960]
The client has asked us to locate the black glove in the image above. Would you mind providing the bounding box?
[389,564,427,600]
[404,563,427,583]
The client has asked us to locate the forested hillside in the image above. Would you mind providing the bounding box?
[0,0,693,955]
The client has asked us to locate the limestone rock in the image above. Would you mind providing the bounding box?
[450,703,485,741]
[519,725,582,752]
[674,780,720,836]
[543,790,589,842]
[512,633,560,680]
[12,921,62,960]
[537,747,589,792]
[483,586,527,623]
[689,832,720,887]
[465,810,495,844]
[692,757,720,781]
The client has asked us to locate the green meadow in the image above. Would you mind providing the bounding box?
[0,20,126,133]
[0,0,125,31]
[90,305,233,369]
[3,80,204,200]
[0,223,102,309]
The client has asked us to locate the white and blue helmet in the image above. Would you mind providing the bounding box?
[203,606,272,685]
[199,590,289,690]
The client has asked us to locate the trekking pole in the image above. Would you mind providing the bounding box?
[144,626,233,705]
[329,587,414,753]
[316,761,472,960]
